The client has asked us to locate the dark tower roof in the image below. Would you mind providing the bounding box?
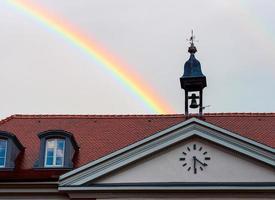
[182,53,205,78]
[182,41,206,80]
[180,40,207,91]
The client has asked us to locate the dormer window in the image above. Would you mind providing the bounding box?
[0,139,7,167]
[45,138,65,167]
[0,131,24,170]
[35,130,78,169]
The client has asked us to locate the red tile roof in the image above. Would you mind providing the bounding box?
[0,113,274,181]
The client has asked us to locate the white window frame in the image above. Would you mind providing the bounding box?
[0,139,7,168]
[44,138,65,167]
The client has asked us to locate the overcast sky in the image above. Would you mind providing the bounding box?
[0,0,274,119]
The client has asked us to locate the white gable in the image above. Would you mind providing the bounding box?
[95,137,275,184]
[59,118,275,189]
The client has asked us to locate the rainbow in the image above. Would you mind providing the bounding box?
[8,0,174,114]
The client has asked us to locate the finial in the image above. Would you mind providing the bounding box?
[188,30,197,54]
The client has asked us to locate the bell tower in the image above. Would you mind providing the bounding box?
[180,31,207,117]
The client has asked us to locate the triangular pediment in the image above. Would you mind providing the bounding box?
[59,118,275,190]
[93,137,275,184]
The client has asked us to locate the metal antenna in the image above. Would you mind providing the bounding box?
[202,105,211,110]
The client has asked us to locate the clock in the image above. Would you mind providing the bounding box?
[179,143,211,174]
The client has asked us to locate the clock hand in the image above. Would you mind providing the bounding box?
[193,156,197,174]
[195,157,207,166]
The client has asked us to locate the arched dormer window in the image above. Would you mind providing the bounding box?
[34,130,78,169]
[0,131,24,170]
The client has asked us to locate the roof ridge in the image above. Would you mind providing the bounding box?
[204,112,275,117]
[8,114,185,119]
[1,113,275,121]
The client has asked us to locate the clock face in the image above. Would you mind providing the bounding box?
[179,143,211,174]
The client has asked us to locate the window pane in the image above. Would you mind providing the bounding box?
[56,149,64,157]
[0,148,5,157]
[0,140,7,149]
[45,139,56,167]
[47,140,55,148]
[46,156,53,166]
[0,158,4,166]
[47,148,54,157]
[56,157,63,166]
[57,140,64,150]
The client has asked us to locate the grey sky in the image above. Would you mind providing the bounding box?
[0,0,274,119]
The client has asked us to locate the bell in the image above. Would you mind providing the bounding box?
[190,98,199,109]
[189,93,199,109]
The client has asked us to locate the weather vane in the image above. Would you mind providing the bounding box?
[187,30,197,53]
[187,30,198,45]
[190,30,195,45]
